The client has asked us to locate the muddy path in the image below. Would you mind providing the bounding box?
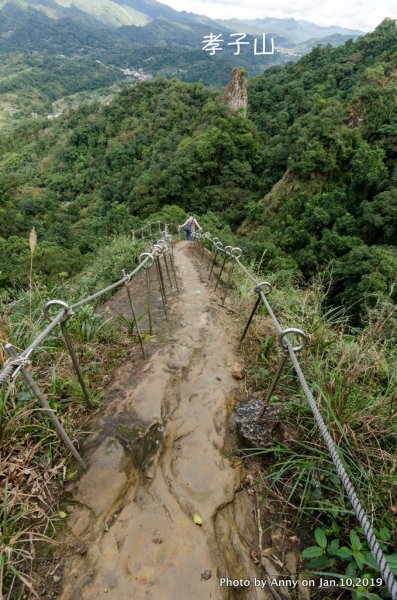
[59,242,272,600]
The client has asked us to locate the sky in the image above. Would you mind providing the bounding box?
[161,0,397,32]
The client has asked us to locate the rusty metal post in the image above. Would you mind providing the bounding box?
[6,344,87,470]
[237,281,273,350]
[258,328,308,420]
[214,246,232,291]
[146,265,153,335]
[238,295,261,350]
[60,321,92,408]
[208,243,222,280]
[163,253,173,289]
[154,256,168,320]
[44,300,91,409]
[156,255,167,304]
[122,270,146,358]
[222,259,235,306]
[169,250,180,294]
[258,353,288,419]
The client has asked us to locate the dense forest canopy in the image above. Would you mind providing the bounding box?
[246,18,397,321]
[0,19,396,324]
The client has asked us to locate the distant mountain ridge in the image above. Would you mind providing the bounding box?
[0,0,216,28]
[216,17,364,47]
[0,0,364,46]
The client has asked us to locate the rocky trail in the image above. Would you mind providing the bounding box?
[58,242,273,600]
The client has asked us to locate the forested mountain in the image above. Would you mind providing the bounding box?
[0,0,214,28]
[0,0,363,42]
[0,0,366,122]
[246,18,397,322]
[0,19,396,324]
[0,0,362,111]
[0,1,281,118]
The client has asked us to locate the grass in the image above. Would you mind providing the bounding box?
[1,231,395,595]
[200,232,397,591]
[0,235,147,597]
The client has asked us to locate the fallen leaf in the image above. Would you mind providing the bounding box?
[193,513,203,526]
[58,511,67,519]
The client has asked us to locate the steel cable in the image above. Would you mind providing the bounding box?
[288,344,397,600]
[203,232,397,598]
[0,238,163,385]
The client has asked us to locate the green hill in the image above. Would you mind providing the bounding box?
[246,18,397,322]
[217,17,363,47]
[0,0,368,120]
[0,0,287,106]
[0,20,396,323]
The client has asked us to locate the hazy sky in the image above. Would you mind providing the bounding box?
[161,0,397,31]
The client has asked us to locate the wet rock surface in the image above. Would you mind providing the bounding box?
[58,242,273,600]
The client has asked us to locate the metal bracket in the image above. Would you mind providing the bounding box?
[279,328,308,353]
[139,252,155,269]
[43,299,72,323]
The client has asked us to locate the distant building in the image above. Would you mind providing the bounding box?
[120,67,153,81]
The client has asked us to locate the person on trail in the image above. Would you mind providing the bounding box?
[178,212,202,241]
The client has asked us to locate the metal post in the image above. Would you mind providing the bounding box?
[60,321,92,408]
[163,253,173,289]
[238,295,261,350]
[43,300,91,409]
[208,248,219,280]
[258,353,288,419]
[156,255,167,304]
[155,256,168,319]
[201,241,206,262]
[214,250,230,292]
[122,271,146,358]
[237,280,272,349]
[222,259,235,306]
[6,344,87,470]
[169,250,180,294]
[146,265,153,335]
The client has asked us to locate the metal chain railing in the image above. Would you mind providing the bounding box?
[131,221,169,244]
[2,225,396,596]
[0,231,178,470]
[194,230,397,600]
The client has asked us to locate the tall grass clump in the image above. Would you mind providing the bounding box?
[207,230,397,590]
[0,234,145,597]
[28,227,37,324]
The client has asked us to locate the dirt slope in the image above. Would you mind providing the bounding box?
[59,242,270,600]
